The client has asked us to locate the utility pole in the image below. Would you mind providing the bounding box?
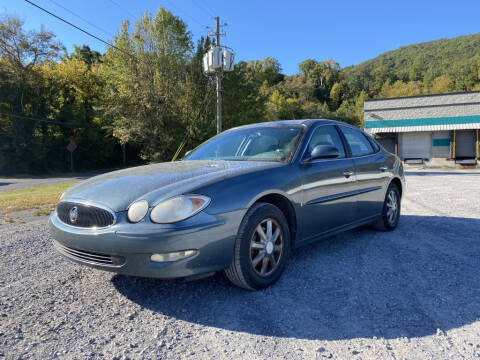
[215,16,222,134]
[205,17,233,134]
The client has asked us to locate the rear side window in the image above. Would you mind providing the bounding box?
[340,126,374,157]
[365,133,381,152]
[307,126,346,158]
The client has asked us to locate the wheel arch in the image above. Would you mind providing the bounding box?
[390,177,403,198]
[251,192,298,248]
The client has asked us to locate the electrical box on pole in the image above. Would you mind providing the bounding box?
[223,49,235,71]
[202,47,235,73]
[204,17,234,134]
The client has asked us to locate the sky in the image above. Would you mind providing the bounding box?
[3,0,480,75]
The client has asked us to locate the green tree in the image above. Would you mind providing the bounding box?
[102,8,194,162]
[0,15,64,174]
[70,45,102,66]
[265,90,296,120]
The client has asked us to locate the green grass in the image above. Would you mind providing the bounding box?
[0,182,78,217]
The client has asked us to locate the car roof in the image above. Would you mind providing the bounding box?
[229,119,356,131]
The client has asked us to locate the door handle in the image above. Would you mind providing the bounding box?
[343,170,354,178]
[379,166,388,172]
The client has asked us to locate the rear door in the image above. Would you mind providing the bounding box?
[299,125,356,242]
[338,125,389,221]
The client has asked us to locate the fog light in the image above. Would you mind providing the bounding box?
[150,250,197,262]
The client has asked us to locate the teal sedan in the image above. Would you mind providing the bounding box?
[50,119,404,290]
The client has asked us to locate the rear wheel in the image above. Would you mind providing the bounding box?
[372,182,401,231]
[225,202,290,290]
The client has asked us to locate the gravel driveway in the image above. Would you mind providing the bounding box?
[1,172,480,359]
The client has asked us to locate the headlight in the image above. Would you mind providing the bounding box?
[150,195,210,224]
[127,200,149,223]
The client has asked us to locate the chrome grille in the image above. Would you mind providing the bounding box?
[56,201,115,228]
[54,241,124,266]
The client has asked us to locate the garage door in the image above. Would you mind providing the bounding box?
[399,132,432,160]
[455,130,476,159]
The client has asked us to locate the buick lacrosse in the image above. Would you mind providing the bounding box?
[50,119,404,290]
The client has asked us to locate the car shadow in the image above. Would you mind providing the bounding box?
[0,182,11,186]
[111,215,480,340]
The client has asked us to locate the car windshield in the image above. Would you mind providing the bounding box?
[185,126,303,162]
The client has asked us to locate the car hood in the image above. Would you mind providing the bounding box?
[61,160,282,212]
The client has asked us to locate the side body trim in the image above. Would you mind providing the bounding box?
[305,186,382,206]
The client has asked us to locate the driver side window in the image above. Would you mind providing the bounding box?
[307,126,346,158]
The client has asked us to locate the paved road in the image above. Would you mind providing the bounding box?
[1,173,480,359]
[0,173,102,192]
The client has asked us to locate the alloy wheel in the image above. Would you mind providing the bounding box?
[249,218,284,277]
[386,189,398,225]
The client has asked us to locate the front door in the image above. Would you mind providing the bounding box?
[299,125,356,242]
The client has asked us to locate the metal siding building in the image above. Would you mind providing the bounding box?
[364,91,480,166]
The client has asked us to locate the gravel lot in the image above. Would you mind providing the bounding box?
[1,171,480,359]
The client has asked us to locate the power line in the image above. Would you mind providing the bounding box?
[105,0,205,30]
[189,0,215,18]
[46,0,115,38]
[23,0,134,58]
[198,0,217,18]
[105,0,138,21]
[162,0,206,27]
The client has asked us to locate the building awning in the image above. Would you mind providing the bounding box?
[364,115,480,133]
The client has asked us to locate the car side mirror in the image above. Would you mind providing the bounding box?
[184,150,192,157]
[305,145,340,162]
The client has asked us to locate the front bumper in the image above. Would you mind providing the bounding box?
[49,209,245,279]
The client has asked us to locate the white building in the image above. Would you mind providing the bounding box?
[364,91,480,166]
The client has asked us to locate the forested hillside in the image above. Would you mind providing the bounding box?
[343,33,480,98]
[1,9,480,174]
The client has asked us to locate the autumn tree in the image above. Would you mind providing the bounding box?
[430,75,454,94]
[379,80,423,98]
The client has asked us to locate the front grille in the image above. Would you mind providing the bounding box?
[54,241,124,266]
[57,201,115,228]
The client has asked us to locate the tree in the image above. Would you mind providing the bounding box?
[379,80,422,98]
[265,90,296,120]
[430,75,454,94]
[245,57,284,86]
[0,15,65,174]
[0,15,64,112]
[329,82,344,110]
[71,45,102,66]
[102,8,195,162]
[0,15,64,69]
[408,59,424,81]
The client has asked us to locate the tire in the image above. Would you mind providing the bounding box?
[225,202,291,290]
[372,182,401,231]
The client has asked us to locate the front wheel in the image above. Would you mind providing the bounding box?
[372,182,401,231]
[225,202,291,290]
